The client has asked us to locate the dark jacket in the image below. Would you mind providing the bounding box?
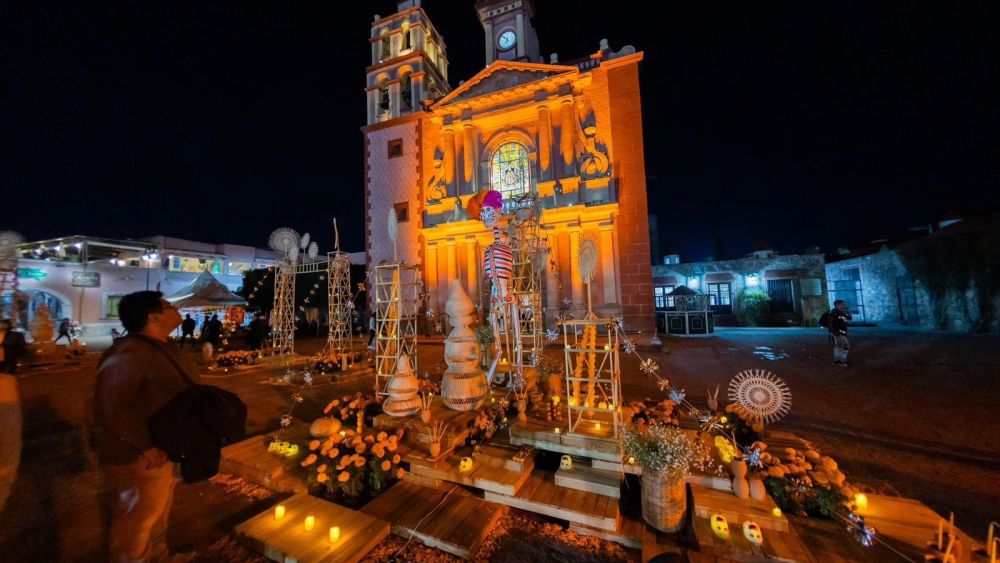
[829,309,850,336]
[95,335,197,464]
[0,330,26,374]
[181,318,196,334]
[149,384,246,483]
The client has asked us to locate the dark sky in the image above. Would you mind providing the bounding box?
[4,1,998,261]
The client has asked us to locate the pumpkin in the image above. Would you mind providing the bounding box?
[310,417,342,438]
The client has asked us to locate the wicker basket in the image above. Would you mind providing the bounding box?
[641,468,687,532]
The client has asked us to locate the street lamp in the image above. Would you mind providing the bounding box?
[141,249,158,290]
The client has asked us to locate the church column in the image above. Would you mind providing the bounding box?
[425,240,440,313]
[366,87,379,125]
[442,127,456,191]
[446,238,458,287]
[600,227,618,307]
[559,99,576,172]
[463,123,479,193]
[569,228,584,308]
[515,13,526,59]
[411,71,425,107]
[537,105,552,180]
[466,236,479,301]
[371,40,380,65]
[389,81,402,119]
[453,122,465,194]
[484,21,494,65]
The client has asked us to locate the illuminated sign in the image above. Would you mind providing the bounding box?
[72,271,101,287]
[17,268,47,280]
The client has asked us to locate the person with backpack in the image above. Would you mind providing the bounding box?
[820,300,853,367]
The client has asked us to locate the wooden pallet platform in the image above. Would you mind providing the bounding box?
[509,417,621,462]
[855,494,984,556]
[569,509,645,549]
[555,464,622,498]
[220,423,313,493]
[590,458,733,492]
[373,396,477,451]
[235,493,390,563]
[692,514,816,562]
[691,483,789,532]
[360,481,506,559]
[484,469,620,531]
[406,444,534,496]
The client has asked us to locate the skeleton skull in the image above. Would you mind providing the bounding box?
[560,455,573,471]
[743,521,763,545]
[459,457,474,472]
[710,514,730,539]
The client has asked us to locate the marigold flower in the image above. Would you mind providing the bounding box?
[355,443,367,454]
[327,448,340,459]
[392,454,401,464]
[394,467,404,479]
[301,454,317,467]
[365,435,375,444]
[354,457,366,468]
[338,471,350,482]
[381,460,391,471]
[340,455,350,467]
[376,432,388,442]
[309,440,321,451]
[317,464,328,473]
[386,442,397,452]
[372,445,386,458]
[317,472,329,483]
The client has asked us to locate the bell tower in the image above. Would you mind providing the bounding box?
[476,0,540,65]
[366,0,451,125]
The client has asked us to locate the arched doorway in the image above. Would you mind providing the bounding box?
[19,290,71,330]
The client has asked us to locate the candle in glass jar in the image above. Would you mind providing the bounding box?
[304,515,315,531]
[274,504,286,520]
[329,526,341,542]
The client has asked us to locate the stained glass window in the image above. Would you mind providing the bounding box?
[490,142,531,200]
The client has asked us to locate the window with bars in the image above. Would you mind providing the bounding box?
[490,142,531,200]
[707,282,732,313]
[654,285,675,309]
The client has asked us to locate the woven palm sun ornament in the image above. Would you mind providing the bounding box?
[727,369,791,425]
[269,228,300,261]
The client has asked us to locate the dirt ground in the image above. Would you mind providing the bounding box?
[1,327,998,561]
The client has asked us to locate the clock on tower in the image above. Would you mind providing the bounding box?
[477,0,539,64]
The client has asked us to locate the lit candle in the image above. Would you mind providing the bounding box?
[627,456,635,465]
[603,344,610,350]
[274,504,286,520]
[329,526,341,542]
[854,493,868,510]
[598,401,608,410]
[552,396,561,406]
[595,422,602,431]
[304,515,315,531]
[772,507,782,518]
[554,427,561,434]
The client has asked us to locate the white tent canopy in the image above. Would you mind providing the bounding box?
[166,270,246,309]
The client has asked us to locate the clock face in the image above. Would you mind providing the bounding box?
[498,30,516,51]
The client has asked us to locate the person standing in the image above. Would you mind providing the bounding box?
[179,314,196,348]
[825,299,853,367]
[55,317,73,344]
[95,291,198,562]
[0,320,27,374]
[367,310,377,350]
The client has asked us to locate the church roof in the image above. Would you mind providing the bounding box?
[433,60,578,107]
[166,270,246,309]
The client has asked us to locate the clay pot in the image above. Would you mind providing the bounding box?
[748,478,767,501]
[517,398,528,423]
[309,417,342,438]
[731,460,750,499]
[429,442,441,457]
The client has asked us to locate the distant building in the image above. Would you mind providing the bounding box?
[651,250,828,327]
[825,215,999,332]
[12,235,279,336]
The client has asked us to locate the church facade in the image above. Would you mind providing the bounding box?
[363,0,654,332]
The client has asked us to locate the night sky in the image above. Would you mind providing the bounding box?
[4,1,998,261]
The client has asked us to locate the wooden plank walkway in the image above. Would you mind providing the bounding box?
[360,481,506,559]
[691,483,789,532]
[555,464,623,498]
[406,444,534,496]
[484,469,621,531]
[856,493,984,556]
[235,493,390,563]
[692,514,815,562]
[220,422,313,493]
[509,417,621,462]
[373,396,478,451]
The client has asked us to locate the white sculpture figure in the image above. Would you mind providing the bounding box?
[382,353,421,416]
[441,280,488,411]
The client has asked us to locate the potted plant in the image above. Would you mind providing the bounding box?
[624,423,707,532]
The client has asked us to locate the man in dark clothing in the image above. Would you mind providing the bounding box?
[95,291,198,562]
[0,319,26,374]
[827,299,853,367]
[54,317,72,344]
[208,314,222,346]
[179,314,196,348]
